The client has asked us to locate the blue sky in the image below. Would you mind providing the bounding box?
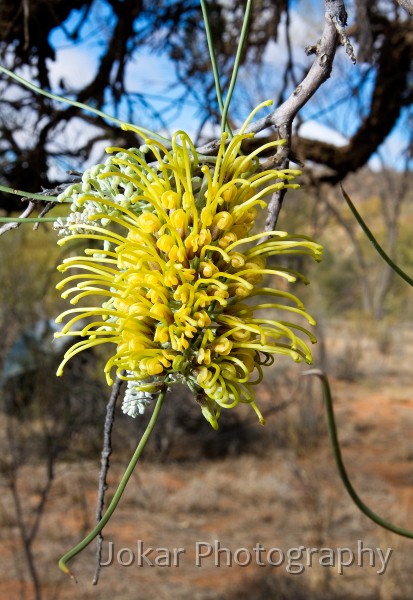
[47,2,197,134]
[44,0,410,174]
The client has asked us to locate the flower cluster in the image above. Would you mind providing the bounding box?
[55,104,322,429]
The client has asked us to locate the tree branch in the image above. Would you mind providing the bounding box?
[92,375,124,585]
[395,0,413,16]
[294,16,413,183]
[0,201,36,236]
[197,1,345,157]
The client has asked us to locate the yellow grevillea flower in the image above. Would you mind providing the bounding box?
[55,102,322,429]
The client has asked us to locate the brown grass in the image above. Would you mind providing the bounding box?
[1,322,413,599]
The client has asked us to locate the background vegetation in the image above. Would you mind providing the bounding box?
[0,1,412,599]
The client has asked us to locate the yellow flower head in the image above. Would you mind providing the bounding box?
[55,102,322,429]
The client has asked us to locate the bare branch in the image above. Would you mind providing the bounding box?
[262,1,355,231]
[6,421,42,600]
[265,189,286,232]
[395,0,413,16]
[32,201,55,231]
[326,0,356,63]
[0,181,73,236]
[0,200,36,236]
[92,375,124,585]
[295,16,413,183]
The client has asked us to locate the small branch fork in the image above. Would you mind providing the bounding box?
[0,200,36,235]
[0,183,70,236]
[395,0,413,16]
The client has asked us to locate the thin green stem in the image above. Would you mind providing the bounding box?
[0,184,57,202]
[341,185,413,287]
[58,386,168,580]
[0,217,58,223]
[0,65,171,146]
[200,0,232,135]
[220,0,253,136]
[305,369,413,539]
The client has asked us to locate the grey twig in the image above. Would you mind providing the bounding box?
[33,201,55,231]
[0,200,36,236]
[5,421,57,600]
[265,188,287,232]
[326,0,356,64]
[0,182,72,236]
[395,0,413,16]
[92,375,124,585]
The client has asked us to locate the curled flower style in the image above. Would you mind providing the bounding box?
[55,102,322,429]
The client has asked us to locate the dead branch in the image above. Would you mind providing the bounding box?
[92,375,124,585]
[395,0,413,15]
[0,201,36,236]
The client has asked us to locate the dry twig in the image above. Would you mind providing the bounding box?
[92,375,124,585]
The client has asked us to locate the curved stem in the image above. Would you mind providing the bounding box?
[220,0,253,136]
[58,386,168,580]
[305,369,413,539]
[0,65,171,146]
[341,185,413,287]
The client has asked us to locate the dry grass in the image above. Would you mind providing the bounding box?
[1,322,413,599]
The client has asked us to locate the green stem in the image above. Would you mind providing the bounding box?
[220,0,253,136]
[305,369,413,539]
[0,217,58,223]
[200,0,232,136]
[0,183,57,202]
[0,65,171,146]
[58,386,168,580]
[341,185,413,287]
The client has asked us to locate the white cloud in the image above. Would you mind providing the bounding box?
[296,120,348,146]
[46,47,99,91]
